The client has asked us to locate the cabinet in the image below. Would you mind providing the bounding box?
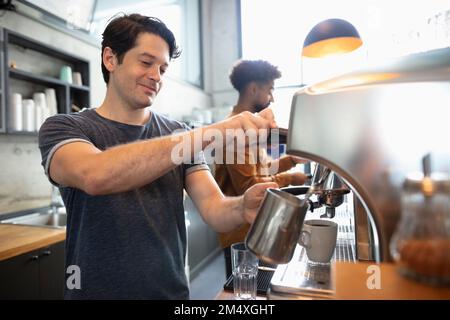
[0,27,90,134]
[184,196,221,279]
[0,241,65,299]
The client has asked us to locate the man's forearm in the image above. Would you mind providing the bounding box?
[78,130,194,195]
[201,195,246,233]
[83,120,237,194]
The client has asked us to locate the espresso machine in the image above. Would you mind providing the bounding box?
[266,47,450,299]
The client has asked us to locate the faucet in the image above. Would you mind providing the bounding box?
[50,186,64,214]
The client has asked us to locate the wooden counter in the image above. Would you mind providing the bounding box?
[334,261,450,300]
[215,262,450,300]
[0,224,66,261]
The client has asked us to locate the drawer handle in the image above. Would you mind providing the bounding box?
[30,255,39,261]
[42,250,52,256]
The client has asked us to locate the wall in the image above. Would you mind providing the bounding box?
[0,6,212,215]
[201,0,303,128]
[202,0,240,111]
[0,8,105,215]
[151,76,211,120]
[0,135,48,213]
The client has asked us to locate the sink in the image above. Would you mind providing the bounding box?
[0,210,67,229]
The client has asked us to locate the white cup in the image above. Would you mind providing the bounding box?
[35,104,43,130]
[299,219,338,264]
[9,93,23,131]
[33,92,47,129]
[72,72,83,86]
[44,88,58,116]
[231,242,258,300]
[22,99,35,132]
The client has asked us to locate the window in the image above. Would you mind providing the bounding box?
[18,0,96,32]
[242,0,450,85]
[91,0,202,87]
[240,0,450,127]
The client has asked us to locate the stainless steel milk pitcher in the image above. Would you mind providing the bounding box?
[246,188,309,264]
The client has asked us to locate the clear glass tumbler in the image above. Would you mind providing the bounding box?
[231,242,259,300]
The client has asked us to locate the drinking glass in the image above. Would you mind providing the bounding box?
[231,242,258,300]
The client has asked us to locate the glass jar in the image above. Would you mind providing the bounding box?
[390,171,450,286]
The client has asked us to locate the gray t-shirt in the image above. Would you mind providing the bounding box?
[38,108,208,299]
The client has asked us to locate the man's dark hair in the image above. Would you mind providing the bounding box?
[101,13,181,83]
[229,60,281,93]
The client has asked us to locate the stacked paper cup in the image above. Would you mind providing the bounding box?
[44,88,58,116]
[9,89,57,132]
[9,93,23,132]
[33,92,47,130]
[22,99,35,132]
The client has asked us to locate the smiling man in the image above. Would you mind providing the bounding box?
[38,14,277,299]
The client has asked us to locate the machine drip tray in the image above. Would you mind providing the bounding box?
[269,200,357,300]
[269,244,335,299]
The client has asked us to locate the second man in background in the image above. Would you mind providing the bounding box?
[214,60,308,278]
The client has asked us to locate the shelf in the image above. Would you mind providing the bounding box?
[9,69,90,91]
[1,27,90,134]
[70,84,90,92]
[7,30,89,66]
[9,68,67,88]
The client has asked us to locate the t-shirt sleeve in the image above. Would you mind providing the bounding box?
[179,123,210,176]
[38,114,93,186]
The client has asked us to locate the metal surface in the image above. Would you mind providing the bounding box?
[246,188,309,264]
[309,163,350,218]
[310,164,332,190]
[0,211,67,228]
[269,195,356,299]
[287,47,450,262]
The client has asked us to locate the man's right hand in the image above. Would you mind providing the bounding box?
[220,108,277,132]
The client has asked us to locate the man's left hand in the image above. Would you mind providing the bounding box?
[242,182,279,224]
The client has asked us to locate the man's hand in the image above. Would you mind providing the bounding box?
[289,155,308,165]
[221,108,277,132]
[242,182,279,224]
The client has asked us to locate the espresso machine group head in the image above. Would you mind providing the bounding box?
[307,164,350,219]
